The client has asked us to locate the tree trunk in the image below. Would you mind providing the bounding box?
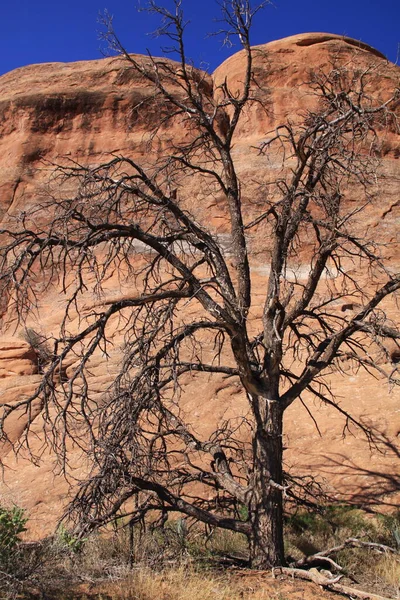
[249,398,285,568]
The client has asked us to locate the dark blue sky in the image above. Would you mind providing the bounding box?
[1,0,399,76]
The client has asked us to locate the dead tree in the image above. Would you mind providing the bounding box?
[0,0,399,568]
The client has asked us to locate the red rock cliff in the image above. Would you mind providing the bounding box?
[0,33,398,536]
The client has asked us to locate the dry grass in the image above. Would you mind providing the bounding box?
[376,555,400,596]
[2,507,399,600]
[285,507,400,597]
[200,527,248,558]
[87,566,286,600]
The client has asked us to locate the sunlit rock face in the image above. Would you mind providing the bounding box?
[0,34,398,536]
[1,33,398,237]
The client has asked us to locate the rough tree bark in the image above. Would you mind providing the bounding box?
[249,397,285,567]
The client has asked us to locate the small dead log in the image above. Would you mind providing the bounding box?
[293,553,344,572]
[276,567,395,600]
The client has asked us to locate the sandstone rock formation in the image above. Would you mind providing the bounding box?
[0,339,37,378]
[0,33,398,536]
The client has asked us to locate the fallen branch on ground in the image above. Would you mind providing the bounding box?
[276,567,395,600]
[294,536,399,571]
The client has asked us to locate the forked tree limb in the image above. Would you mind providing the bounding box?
[295,538,400,571]
[318,537,399,557]
[294,537,399,571]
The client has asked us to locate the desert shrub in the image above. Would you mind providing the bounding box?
[57,525,86,555]
[0,506,68,600]
[377,511,400,548]
[0,504,29,598]
[0,504,27,564]
[287,504,375,545]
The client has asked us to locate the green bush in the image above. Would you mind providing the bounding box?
[287,505,374,540]
[377,511,400,548]
[0,504,27,563]
[57,525,86,554]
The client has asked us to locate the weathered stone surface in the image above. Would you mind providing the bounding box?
[0,340,37,377]
[0,340,41,456]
